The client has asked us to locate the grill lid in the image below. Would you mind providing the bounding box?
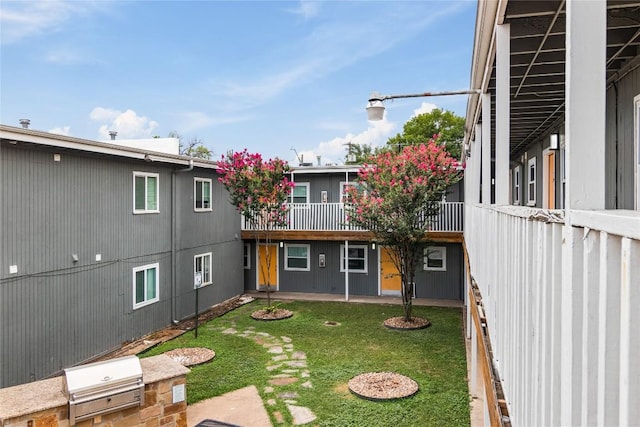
[64,355,143,402]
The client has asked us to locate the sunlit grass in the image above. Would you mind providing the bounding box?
[142,300,470,426]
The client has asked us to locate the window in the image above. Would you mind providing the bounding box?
[194,252,212,287]
[513,165,521,205]
[244,244,251,269]
[133,263,159,309]
[290,183,309,204]
[340,182,366,203]
[285,244,310,271]
[340,244,367,273]
[133,172,159,213]
[424,247,447,271]
[527,157,537,206]
[194,178,212,211]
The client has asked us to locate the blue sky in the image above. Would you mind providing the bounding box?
[1,1,476,165]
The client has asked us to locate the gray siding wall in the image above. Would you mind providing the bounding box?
[414,243,464,300]
[0,143,242,387]
[290,171,358,203]
[605,64,639,209]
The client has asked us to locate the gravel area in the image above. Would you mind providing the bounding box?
[383,316,431,330]
[348,372,419,401]
[164,347,216,366]
[250,308,294,320]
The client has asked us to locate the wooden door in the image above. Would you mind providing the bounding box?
[257,244,278,290]
[380,247,401,295]
[547,151,556,209]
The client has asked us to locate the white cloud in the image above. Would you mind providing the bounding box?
[89,107,158,139]
[293,119,396,166]
[412,102,438,117]
[286,1,320,20]
[49,126,71,136]
[0,1,108,45]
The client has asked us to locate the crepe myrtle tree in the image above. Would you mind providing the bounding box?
[217,149,294,308]
[345,139,462,321]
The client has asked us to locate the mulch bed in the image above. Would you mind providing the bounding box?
[250,308,294,321]
[164,347,216,366]
[348,372,419,401]
[383,316,431,330]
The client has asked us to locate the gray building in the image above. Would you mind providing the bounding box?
[0,125,243,387]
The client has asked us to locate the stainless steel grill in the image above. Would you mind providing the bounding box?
[63,355,144,425]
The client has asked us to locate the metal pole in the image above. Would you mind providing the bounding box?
[194,287,199,338]
[369,89,482,102]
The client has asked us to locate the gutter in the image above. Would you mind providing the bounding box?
[171,159,194,324]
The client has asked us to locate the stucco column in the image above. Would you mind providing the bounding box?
[495,23,510,205]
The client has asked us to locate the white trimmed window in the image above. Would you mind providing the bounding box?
[527,157,537,206]
[133,172,159,213]
[513,165,521,206]
[194,178,212,211]
[424,247,447,271]
[133,263,159,309]
[285,244,310,271]
[340,244,367,273]
[194,252,212,286]
[290,183,309,204]
[340,182,366,203]
[244,244,251,269]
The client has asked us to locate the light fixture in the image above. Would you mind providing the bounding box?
[72,254,79,262]
[371,242,376,250]
[549,133,559,150]
[279,241,284,248]
[366,89,482,121]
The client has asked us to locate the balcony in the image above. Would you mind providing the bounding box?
[241,201,464,241]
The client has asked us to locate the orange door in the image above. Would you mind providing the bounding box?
[258,244,278,290]
[380,247,401,295]
[547,152,556,209]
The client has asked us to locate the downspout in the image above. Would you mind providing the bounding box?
[171,159,194,324]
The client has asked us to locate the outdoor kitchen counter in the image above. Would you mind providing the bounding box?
[0,354,190,421]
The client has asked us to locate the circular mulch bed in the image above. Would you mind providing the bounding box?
[250,308,294,321]
[348,372,419,401]
[383,316,431,330]
[164,347,216,366]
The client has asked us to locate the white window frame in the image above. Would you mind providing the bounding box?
[194,177,212,212]
[132,263,159,309]
[527,157,537,206]
[284,244,310,271]
[424,246,447,271]
[133,172,160,214]
[513,165,522,206]
[340,244,368,273]
[244,243,251,270]
[290,182,310,204]
[634,94,640,210]
[194,252,212,287]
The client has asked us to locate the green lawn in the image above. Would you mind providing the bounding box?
[142,300,470,426]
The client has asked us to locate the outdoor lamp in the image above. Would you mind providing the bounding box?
[366,89,483,121]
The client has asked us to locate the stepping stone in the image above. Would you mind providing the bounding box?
[267,398,277,406]
[268,346,284,354]
[285,361,307,368]
[301,371,310,378]
[278,391,299,399]
[269,377,299,386]
[281,336,292,343]
[272,355,288,361]
[291,351,306,360]
[301,381,313,389]
[264,386,274,393]
[283,344,294,350]
[284,400,298,404]
[287,405,317,425]
[257,332,271,337]
[266,364,282,371]
[271,374,293,378]
[222,328,237,334]
[282,369,299,374]
[273,411,284,424]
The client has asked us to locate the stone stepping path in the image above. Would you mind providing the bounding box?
[220,326,317,425]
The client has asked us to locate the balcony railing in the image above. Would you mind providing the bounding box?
[241,201,464,232]
[465,204,640,426]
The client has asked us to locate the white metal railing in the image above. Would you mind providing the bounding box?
[465,204,640,426]
[241,201,464,232]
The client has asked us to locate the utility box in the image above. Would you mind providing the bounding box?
[63,355,144,425]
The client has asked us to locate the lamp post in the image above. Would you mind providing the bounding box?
[366,89,482,121]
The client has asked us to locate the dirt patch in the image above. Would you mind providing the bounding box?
[348,372,419,401]
[333,382,355,398]
[383,316,431,330]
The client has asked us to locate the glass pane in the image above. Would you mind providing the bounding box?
[147,176,157,210]
[203,255,210,282]
[195,256,202,274]
[195,181,203,208]
[135,270,145,303]
[203,181,210,208]
[288,258,307,269]
[135,176,145,210]
[428,259,444,268]
[348,259,364,270]
[146,268,156,299]
[348,247,364,259]
[287,246,307,257]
